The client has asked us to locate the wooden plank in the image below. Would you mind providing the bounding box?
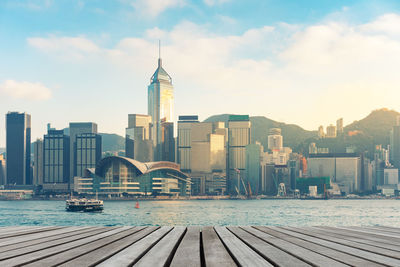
[0,226,62,239]
[228,226,311,267]
[60,227,159,267]
[313,226,400,252]
[0,227,112,260]
[253,226,382,267]
[135,226,186,267]
[277,226,400,266]
[214,226,272,267]
[343,226,400,239]
[246,227,348,267]
[97,226,173,267]
[372,225,400,233]
[24,227,144,267]
[201,226,236,267]
[0,226,32,234]
[0,226,92,250]
[298,226,400,259]
[0,227,129,266]
[170,226,201,267]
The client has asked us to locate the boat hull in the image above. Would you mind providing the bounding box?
[66,205,103,212]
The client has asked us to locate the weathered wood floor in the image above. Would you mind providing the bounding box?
[0,226,400,266]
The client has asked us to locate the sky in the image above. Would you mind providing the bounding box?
[1,0,400,147]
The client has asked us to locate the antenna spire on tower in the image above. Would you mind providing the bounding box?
[158,40,162,67]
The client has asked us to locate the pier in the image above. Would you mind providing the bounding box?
[0,225,400,266]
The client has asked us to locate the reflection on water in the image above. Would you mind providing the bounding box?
[1,199,400,226]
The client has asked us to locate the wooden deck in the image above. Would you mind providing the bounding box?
[0,226,400,266]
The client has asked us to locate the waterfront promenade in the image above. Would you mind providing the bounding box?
[1,226,400,266]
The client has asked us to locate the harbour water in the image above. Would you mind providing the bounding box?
[1,199,400,227]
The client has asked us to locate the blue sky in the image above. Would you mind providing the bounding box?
[1,0,400,146]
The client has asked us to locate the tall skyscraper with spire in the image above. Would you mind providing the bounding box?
[148,42,174,161]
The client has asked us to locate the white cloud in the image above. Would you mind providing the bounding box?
[130,0,186,17]
[0,80,52,101]
[6,0,52,10]
[27,36,101,60]
[26,13,400,128]
[203,0,230,6]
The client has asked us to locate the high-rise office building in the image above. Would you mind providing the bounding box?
[177,116,227,195]
[161,120,175,162]
[246,143,263,195]
[43,129,70,185]
[336,118,344,135]
[227,115,251,194]
[0,154,5,185]
[6,112,31,185]
[75,133,102,177]
[390,121,400,169]
[318,125,324,138]
[125,114,153,162]
[177,116,199,172]
[326,124,337,138]
[148,50,174,161]
[267,128,283,151]
[33,139,44,185]
[69,122,97,184]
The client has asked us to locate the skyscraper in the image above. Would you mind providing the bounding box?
[148,48,174,161]
[33,139,44,185]
[75,133,102,177]
[125,114,153,162]
[227,115,251,194]
[43,129,70,185]
[161,119,175,162]
[336,118,344,135]
[69,122,97,184]
[390,120,400,169]
[6,112,31,185]
[267,128,283,151]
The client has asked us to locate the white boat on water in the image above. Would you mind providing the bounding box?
[65,198,103,212]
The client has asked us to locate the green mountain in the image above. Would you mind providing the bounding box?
[99,133,125,152]
[205,109,399,156]
[204,114,317,151]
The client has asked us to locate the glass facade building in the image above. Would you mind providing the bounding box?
[33,139,44,185]
[75,133,102,178]
[125,114,153,161]
[6,112,31,185]
[75,156,190,196]
[227,115,251,194]
[148,58,174,161]
[43,129,70,184]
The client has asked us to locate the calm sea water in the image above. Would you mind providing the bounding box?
[1,199,400,227]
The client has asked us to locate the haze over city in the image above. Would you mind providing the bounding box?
[1,0,400,147]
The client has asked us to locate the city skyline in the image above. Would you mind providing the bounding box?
[2,0,400,147]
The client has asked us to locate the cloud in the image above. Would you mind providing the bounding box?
[203,0,230,6]
[130,0,186,17]
[5,0,52,10]
[0,80,52,101]
[27,36,101,60]
[26,13,400,128]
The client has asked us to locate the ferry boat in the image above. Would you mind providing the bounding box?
[65,198,103,212]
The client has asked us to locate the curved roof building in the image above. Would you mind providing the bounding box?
[77,156,190,196]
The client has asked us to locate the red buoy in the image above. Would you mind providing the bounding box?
[135,201,140,209]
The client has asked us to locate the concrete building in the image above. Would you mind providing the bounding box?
[148,51,174,161]
[177,115,199,172]
[336,118,344,135]
[43,129,70,191]
[326,124,337,138]
[75,133,102,178]
[384,168,398,185]
[177,116,227,195]
[33,139,43,185]
[267,128,283,151]
[318,126,324,138]
[0,154,5,185]
[125,114,153,162]
[6,112,31,185]
[307,153,361,194]
[69,122,97,185]
[227,115,251,195]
